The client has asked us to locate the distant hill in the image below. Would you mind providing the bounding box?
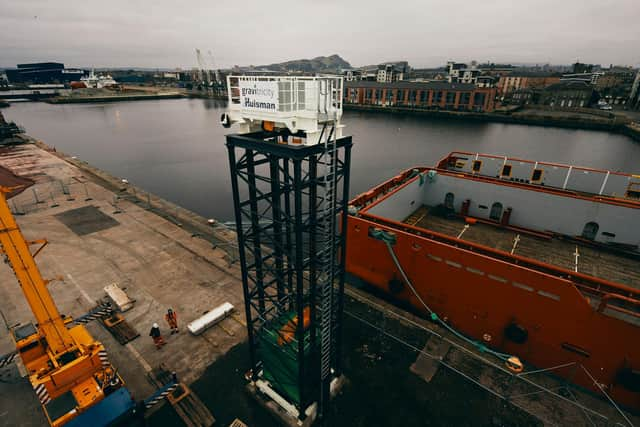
[257,54,351,73]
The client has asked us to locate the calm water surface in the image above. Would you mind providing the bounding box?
[5,99,640,221]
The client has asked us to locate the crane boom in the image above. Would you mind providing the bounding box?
[0,187,75,354]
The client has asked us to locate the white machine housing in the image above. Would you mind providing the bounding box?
[187,302,235,335]
[224,75,344,145]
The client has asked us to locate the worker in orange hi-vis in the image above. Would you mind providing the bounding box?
[165,308,179,334]
[149,323,166,349]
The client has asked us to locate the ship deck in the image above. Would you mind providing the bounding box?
[404,206,640,291]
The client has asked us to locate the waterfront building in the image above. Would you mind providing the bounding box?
[506,80,596,109]
[596,67,635,89]
[594,67,637,105]
[344,81,496,112]
[5,62,85,84]
[497,72,561,96]
[538,81,595,108]
[509,88,536,106]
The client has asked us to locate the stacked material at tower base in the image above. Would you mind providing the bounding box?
[246,374,346,427]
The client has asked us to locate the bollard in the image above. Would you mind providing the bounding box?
[83,183,93,202]
[32,188,44,205]
[174,206,182,227]
[10,200,25,216]
[60,180,75,201]
[131,186,140,204]
[113,195,122,214]
[50,192,59,208]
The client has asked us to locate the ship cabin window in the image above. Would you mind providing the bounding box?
[490,202,503,221]
[531,168,543,183]
[501,164,512,177]
[472,160,482,173]
[581,222,599,240]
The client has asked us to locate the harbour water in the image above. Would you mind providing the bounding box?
[4,98,640,221]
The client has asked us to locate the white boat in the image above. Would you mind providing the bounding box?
[81,69,118,89]
[597,99,613,110]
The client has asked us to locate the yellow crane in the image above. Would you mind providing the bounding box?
[0,186,126,426]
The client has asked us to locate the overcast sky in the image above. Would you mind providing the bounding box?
[2,0,639,69]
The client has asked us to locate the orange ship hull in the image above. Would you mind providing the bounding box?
[346,164,640,412]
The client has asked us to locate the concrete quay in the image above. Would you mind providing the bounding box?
[0,142,246,426]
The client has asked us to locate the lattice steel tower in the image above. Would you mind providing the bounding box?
[222,76,351,422]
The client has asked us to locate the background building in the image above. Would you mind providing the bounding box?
[447,61,481,84]
[5,62,85,84]
[561,62,603,85]
[376,63,407,82]
[344,70,362,81]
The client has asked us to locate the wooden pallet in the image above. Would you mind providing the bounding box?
[149,364,215,427]
[100,313,140,345]
[229,419,248,427]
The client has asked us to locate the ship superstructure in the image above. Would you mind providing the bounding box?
[346,151,640,411]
